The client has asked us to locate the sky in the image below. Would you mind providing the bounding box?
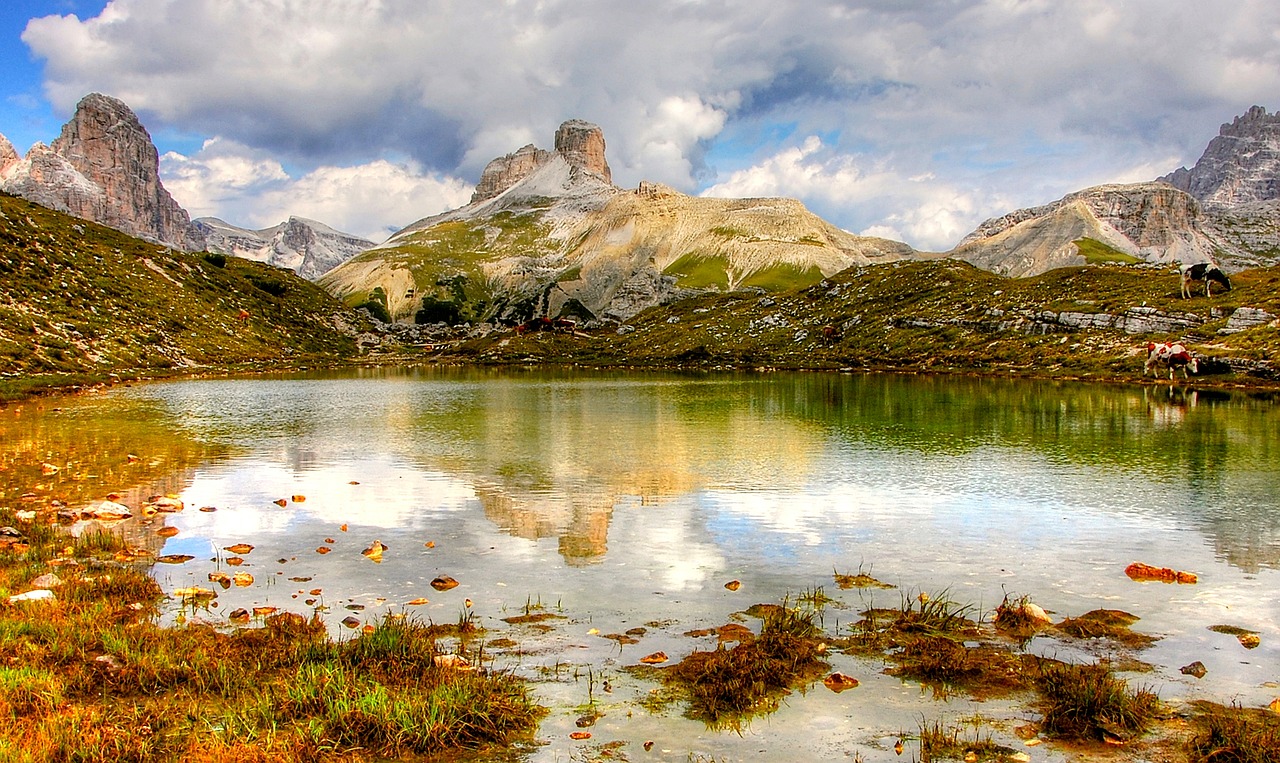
[2,0,1278,249]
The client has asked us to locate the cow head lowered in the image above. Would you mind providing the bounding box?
[1180,262,1232,299]
[1144,342,1198,380]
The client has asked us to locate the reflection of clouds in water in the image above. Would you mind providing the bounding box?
[703,484,941,547]
[607,496,726,592]
[178,456,478,537]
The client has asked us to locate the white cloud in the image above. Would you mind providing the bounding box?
[161,139,470,241]
[19,0,1280,244]
[702,136,994,250]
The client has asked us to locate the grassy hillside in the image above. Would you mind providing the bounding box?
[0,192,369,397]
[454,259,1280,385]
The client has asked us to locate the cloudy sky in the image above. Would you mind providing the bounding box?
[2,1,1277,248]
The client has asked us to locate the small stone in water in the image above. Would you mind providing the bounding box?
[431,575,459,591]
[1180,661,1208,678]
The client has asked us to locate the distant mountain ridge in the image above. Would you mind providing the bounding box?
[321,120,911,324]
[196,216,375,281]
[950,106,1280,277]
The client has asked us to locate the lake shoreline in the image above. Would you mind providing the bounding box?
[6,345,1280,407]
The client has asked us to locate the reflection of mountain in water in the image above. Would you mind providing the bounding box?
[402,376,826,565]
[92,369,1280,574]
[0,394,225,510]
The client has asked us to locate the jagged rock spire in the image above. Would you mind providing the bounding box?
[470,119,612,203]
[0,93,203,250]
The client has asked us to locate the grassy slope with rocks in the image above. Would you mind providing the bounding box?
[455,259,1280,386]
[0,192,370,398]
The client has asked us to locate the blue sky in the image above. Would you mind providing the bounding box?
[3,1,1278,246]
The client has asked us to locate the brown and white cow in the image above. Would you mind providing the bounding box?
[1144,341,1198,379]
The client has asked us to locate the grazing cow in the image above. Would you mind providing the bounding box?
[1180,261,1232,299]
[1144,341,1198,380]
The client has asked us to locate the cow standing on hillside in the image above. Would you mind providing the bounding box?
[1144,341,1198,380]
[1180,260,1232,299]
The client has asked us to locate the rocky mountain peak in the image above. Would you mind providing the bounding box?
[196,215,374,281]
[1160,105,1280,207]
[470,119,613,203]
[0,133,17,173]
[554,119,611,183]
[471,144,553,203]
[0,93,203,250]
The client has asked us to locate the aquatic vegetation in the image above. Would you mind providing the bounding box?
[1034,660,1159,742]
[1186,702,1280,763]
[833,565,894,590]
[0,507,543,762]
[992,592,1053,638]
[1056,608,1158,648]
[916,719,1019,762]
[663,603,828,725]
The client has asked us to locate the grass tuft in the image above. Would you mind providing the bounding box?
[1035,660,1159,741]
[664,602,827,725]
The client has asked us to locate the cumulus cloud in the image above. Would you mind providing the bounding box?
[20,0,1280,245]
[702,137,994,250]
[162,139,470,241]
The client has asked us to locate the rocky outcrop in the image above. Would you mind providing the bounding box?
[1162,106,1280,207]
[554,119,611,183]
[471,144,554,203]
[951,183,1227,277]
[0,93,202,250]
[197,216,374,281]
[0,133,17,173]
[469,119,611,204]
[1201,200,1280,270]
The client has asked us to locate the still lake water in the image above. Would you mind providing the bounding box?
[11,368,1280,761]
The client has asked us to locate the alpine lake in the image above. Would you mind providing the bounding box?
[7,367,1280,762]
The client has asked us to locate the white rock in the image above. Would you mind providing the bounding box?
[9,589,56,604]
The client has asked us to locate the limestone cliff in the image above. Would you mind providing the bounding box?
[1162,106,1280,207]
[322,123,911,324]
[950,183,1235,277]
[197,216,374,281]
[0,133,17,173]
[469,119,611,205]
[471,144,554,203]
[554,119,611,184]
[0,93,203,251]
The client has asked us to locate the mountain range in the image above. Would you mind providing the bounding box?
[194,216,375,281]
[3,94,1280,323]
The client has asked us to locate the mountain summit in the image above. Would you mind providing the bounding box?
[320,119,911,324]
[1161,106,1280,207]
[471,119,611,203]
[0,93,203,251]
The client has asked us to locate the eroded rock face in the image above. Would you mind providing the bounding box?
[952,183,1221,277]
[468,119,612,203]
[1162,106,1280,207]
[0,93,202,251]
[0,133,17,173]
[471,144,554,203]
[554,119,611,183]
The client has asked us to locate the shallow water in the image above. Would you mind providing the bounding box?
[9,368,1280,761]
